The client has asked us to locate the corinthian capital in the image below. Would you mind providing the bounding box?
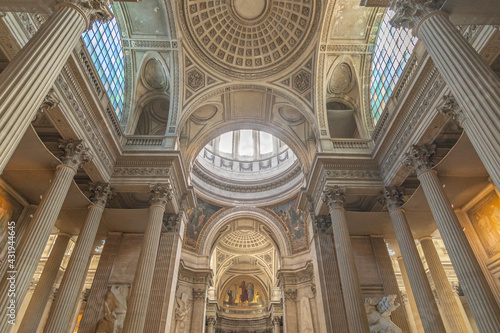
[57,0,114,28]
[382,187,405,212]
[314,216,332,234]
[149,183,172,208]
[88,182,112,207]
[322,186,346,210]
[403,143,436,176]
[390,0,444,30]
[438,94,466,126]
[58,139,92,171]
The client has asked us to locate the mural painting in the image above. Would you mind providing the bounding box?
[184,198,223,250]
[220,278,266,315]
[467,190,500,258]
[267,198,308,252]
[0,187,23,255]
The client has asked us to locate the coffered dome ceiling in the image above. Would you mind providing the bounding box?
[179,0,320,79]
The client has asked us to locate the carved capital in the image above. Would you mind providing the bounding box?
[382,187,405,212]
[149,183,172,208]
[34,89,60,122]
[403,143,436,176]
[193,288,206,300]
[88,182,112,207]
[272,316,282,326]
[58,139,92,171]
[162,213,181,232]
[322,186,346,210]
[438,94,466,126]
[206,316,216,326]
[56,0,114,28]
[389,0,444,31]
[283,288,297,301]
[314,215,332,234]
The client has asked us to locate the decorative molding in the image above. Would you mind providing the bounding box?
[113,167,170,176]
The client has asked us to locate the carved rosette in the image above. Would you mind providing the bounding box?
[403,143,436,176]
[322,186,346,210]
[56,0,114,29]
[149,183,172,208]
[382,187,405,212]
[438,94,466,126]
[58,139,92,171]
[389,0,445,31]
[88,182,112,208]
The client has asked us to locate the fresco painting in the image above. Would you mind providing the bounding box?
[220,278,266,314]
[184,198,223,249]
[268,198,308,252]
[467,190,500,258]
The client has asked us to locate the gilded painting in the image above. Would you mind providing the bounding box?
[220,278,266,315]
[268,198,308,252]
[467,190,500,258]
[0,187,23,251]
[184,198,223,249]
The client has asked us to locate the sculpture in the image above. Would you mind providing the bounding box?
[365,295,402,333]
[174,292,190,333]
[96,285,129,333]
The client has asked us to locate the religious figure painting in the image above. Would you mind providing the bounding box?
[184,198,222,248]
[220,278,266,314]
[268,198,308,252]
[467,190,500,258]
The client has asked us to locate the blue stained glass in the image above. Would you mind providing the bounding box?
[370,9,417,124]
[82,6,124,119]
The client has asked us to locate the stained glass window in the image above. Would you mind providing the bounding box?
[370,9,417,124]
[82,8,125,119]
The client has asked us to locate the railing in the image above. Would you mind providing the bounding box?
[125,136,165,146]
[330,139,372,150]
[201,147,294,172]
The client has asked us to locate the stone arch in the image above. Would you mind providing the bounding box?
[199,207,293,257]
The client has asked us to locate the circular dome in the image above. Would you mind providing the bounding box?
[180,0,320,79]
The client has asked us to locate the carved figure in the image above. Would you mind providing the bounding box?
[365,295,402,333]
[174,292,190,333]
[96,285,129,333]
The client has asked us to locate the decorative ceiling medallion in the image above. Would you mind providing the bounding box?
[180,0,319,79]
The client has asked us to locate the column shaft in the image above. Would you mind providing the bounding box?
[0,5,86,173]
[313,233,348,332]
[329,206,370,333]
[122,204,165,333]
[78,232,122,333]
[144,231,183,332]
[389,208,446,332]
[0,164,76,331]
[17,233,70,333]
[371,236,411,332]
[44,204,105,332]
[419,237,470,332]
[398,257,424,333]
[417,12,500,190]
[418,170,500,332]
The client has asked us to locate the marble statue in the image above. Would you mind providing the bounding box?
[365,295,402,333]
[174,292,190,333]
[96,285,129,333]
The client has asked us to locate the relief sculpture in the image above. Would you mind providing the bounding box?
[365,295,402,333]
[96,285,129,333]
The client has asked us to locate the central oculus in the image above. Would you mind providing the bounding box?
[233,0,266,20]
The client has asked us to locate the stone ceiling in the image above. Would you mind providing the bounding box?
[179,0,320,79]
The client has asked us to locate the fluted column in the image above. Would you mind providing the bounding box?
[122,184,172,333]
[273,317,281,333]
[0,0,112,174]
[404,144,500,332]
[311,215,348,333]
[206,316,216,333]
[390,1,500,191]
[17,232,70,333]
[78,232,122,333]
[371,235,411,332]
[0,139,90,332]
[144,213,185,333]
[383,187,446,333]
[191,288,208,333]
[397,257,424,333]
[419,237,470,332]
[322,186,370,333]
[44,183,111,332]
